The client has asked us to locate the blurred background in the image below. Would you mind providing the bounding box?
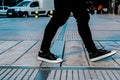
[0,0,120,15]
[1,0,120,18]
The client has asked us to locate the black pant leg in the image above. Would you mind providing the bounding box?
[40,9,70,52]
[72,3,97,53]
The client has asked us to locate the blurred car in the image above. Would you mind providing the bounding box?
[0,6,9,16]
[7,0,54,17]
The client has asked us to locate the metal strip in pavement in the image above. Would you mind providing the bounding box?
[1,66,120,70]
[11,40,39,65]
[1,67,120,80]
[0,41,23,55]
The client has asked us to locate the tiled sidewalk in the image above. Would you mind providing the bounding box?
[1,15,120,80]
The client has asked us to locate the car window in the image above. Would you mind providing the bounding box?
[17,1,31,7]
[4,7,8,10]
[30,2,39,7]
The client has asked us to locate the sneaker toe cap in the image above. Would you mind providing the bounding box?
[57,58,63,62]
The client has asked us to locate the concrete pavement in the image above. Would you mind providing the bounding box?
[0,14,120,80]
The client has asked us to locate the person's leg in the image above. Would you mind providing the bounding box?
[72,1,116,62]
[38,0,70,63]
[72,5,97,53]
[41,11,70,52]
[40,0,70,52]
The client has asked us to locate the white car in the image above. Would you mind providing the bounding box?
[7,0,54,17]
[0,6,9,15]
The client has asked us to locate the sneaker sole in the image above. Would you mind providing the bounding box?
[90,50,117,62]
[37,56,63,63]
